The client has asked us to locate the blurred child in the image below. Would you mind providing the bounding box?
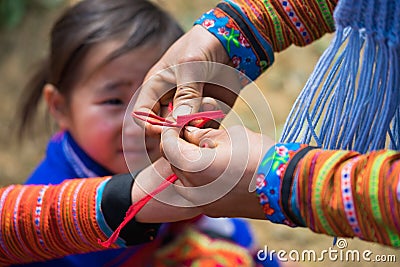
[17,0,277,266]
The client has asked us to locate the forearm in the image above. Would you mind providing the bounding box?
[256,144,400,247]
[195,0,337,80]
[0,174,160,265]
[295,148,400,247]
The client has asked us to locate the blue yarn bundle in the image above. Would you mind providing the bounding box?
[280,0,400,153]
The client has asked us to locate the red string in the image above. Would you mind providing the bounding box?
[98,108,225,247]
[131,110,225,128]
[98,173,178,247]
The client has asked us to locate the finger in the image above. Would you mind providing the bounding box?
[197,97,223,129]
[132,158,200,222]
[173,61,212,118]
[172,87,203,118]
[133,65,175,134]
[132,98,172,137]
[201,60,242,110]
[160,127,180,159]
[200,97,219,112]
[160,127,200,162]
[161,127,215,172]
[170,167,198,205]
[203,83,239,110]
[183,126,218,148]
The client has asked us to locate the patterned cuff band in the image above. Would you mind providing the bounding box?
[101,173,161,245]
[194,5,274,83]
[256,143,308,226]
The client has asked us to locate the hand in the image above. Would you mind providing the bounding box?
[132,158,201,223]
[161,125,275,219]
[133,25,240,135]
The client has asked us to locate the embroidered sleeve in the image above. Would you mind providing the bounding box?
[256,143,310,225]
[195,0,337,81]
[0,177,111,265]
[257,144,400,247]
[293,149,400,247]
[0,175,160,265]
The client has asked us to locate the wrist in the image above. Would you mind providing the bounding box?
[102,173,160,245]
[194,5,274,82]
[192,24,230,65]
[247,132,274,190]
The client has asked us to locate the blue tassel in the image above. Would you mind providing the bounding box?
[280,0,400,153]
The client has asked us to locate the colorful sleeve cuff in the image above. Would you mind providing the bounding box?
[95,178,126,247]
[255,143,311,226]
[100,173,161,246]
[194,3,274,83]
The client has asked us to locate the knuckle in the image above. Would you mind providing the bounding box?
[177,53,204,65]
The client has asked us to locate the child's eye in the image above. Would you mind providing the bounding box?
[102,99,123,105]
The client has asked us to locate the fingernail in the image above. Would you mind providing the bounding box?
[185,126,197,132]
[202,103,215,111]
[173,104,192,118]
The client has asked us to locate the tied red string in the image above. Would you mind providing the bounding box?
[98,108,225,247]
[132,110,225,128]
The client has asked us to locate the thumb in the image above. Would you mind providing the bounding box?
[183,126,220,148]
[172,61,215,118]
[172,85,203,118]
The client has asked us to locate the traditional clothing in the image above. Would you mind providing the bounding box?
[195,0,400,247]
[21,131,276,266]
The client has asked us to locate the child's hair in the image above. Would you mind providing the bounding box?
[17,0,183,137]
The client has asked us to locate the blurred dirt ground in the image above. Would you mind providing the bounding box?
[0,1,398,266]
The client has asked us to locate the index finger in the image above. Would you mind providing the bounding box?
[132,66,176,135]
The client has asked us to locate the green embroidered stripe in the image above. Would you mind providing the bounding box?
[370,152,395,223]
[370,151,397,243]
[315,0,335,30]
[262,0,285,51]
[386,228,400,247]
[314,151,347,235]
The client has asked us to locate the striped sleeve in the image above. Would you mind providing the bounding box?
[195,0,337,81]
[0,177,114,265]
[0,175,160,265]
[294,149,400,247]
[256,143,400,247]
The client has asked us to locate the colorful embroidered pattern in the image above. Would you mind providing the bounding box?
[256,143,400,247]
[0,178,114,266]
[340,157,363,238]
[293,149,400,247]
[154,228,253,267]
[195,8,272,82]
[256,143,306,225]
[195,0,336,82]
[278,0,311,44]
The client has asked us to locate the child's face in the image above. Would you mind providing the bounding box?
[61,40,163,173]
